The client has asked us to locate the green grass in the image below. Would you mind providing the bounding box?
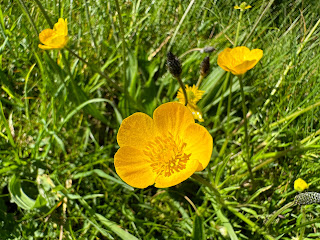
[1,0,320,239]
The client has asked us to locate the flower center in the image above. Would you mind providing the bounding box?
[143,133,191,177]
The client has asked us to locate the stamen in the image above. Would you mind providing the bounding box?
[143,133,191,177]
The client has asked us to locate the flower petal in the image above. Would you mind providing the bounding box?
[154,156,199,188]
[117,112,155,149]
[249,49,263,62]
[38,44,56,50]
[233,60,258,75]
[45,35,68,49]
[114,146,156,188]
[153,102,194,137]
[39,29,55,45]
[54,18,68,36]
[182,123,213,171]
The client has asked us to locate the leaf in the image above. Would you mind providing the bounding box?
[32,195,47,209]
[95,213,139,240]
[192,215,205,240]
[8,175,35,210]
[73,169,134,191]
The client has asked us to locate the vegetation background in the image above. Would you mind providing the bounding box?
[1,0,320,239]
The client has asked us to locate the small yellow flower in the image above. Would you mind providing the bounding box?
[294,178,309,192]
[217,46,263,75]
[38,18,68,50]
[234,2,252,11]
[177,85,205,122]
[114,102,213,188]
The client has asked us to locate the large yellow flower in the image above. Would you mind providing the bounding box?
[177,85,205,122]
[217,46,263,75]
[38,18,68,50]
[114,102,213,188]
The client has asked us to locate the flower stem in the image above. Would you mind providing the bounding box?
[238,75,253,180]
[114,0,129,116]
[234,9,243,47]
[299,206,306,240]
[196,75,203,88]
[265,201,295,227]
[177,76,188,106]
[214,72,230,129]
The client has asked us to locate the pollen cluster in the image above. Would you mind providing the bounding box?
[144,132,191,177]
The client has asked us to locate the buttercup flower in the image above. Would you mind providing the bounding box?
[38,18,68,50]
[234,2,252,11]
[177,85,205,122]
[294,178,309,192]
[114,102,213,188]
[217,46,263,75]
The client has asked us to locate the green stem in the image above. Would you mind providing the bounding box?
[84,0,98,54]
[265,201,295,227]
[227,76,233,133]
[177,76,188,106]
[214,72,230,129]
[196,75,204,88]
[238,75,253,180]
[17,0,39,35]
[234,10,243,47]
[114,0,129,116]
[227,206,275,240]
[299,206,306,240]
[191,174,222,203]
[33,0,53,28]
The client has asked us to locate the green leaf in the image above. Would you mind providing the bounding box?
[192,215,205,240]
[32,195,47,209]
[8,175,35,210]
[95,213,139,240]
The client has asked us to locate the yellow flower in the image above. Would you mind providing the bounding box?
[114,102,213,188]
[38,18,68,50]
[217,46,263,75]
[177,85,205,122]
[294,178,309,192]
[234,2,252,11]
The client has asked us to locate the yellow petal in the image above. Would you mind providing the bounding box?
[117,112,155,149]
[114,146,156,188]
[39,29,55,45]
[54,18,68,36]
[153,102,194,137]
[232,60,257,75]
[154,156,199,188]
[38,44,56,50]
[182,123,213,171]
[249,49,263,62]
[217,46,263,75]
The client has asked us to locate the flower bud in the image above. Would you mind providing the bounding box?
[200,56,210,77]
[167,52,182,78]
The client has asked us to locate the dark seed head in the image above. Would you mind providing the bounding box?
[200,56,210,77]
[167,52,182,78]
[294,192,320,205]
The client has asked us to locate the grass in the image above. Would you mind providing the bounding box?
[1,0,320,239]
